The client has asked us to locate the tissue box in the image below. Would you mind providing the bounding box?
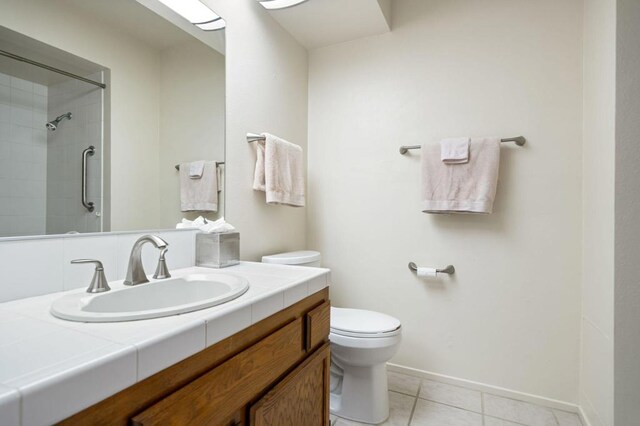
[196,232,240,268]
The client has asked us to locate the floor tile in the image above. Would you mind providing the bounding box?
[411,399,482,426]
[334,391,415,426]
[418,379,482,413]
[552,409,583,426]
[484,416,524,426]
[483,394,558,426]
[388,371,421,396]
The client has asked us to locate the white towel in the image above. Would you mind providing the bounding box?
[422,138,500,214]
[180,161,219,212]
[253,133,305,207]
[189,160,205,179]
[440,137,470,164]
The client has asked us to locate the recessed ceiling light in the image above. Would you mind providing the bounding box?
[157,0,225,30]
[258,0,309,11]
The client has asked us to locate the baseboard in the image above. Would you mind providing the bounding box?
[386,363,581,414]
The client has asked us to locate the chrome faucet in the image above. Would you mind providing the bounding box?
[124,235,169,286]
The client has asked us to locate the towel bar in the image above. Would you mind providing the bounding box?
[174,162,224,171]
[247,133,265,143]
[408,262,455,275]
[399,136,526,155]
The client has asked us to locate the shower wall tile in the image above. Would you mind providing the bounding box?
[0,72,47,237]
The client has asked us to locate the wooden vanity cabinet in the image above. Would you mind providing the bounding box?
[59,288,331,426]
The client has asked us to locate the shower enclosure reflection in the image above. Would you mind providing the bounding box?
[0,43,105,236]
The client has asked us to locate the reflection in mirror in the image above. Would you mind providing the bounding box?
[0,0,225,238]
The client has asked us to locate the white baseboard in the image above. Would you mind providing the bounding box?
[386,363,582,414]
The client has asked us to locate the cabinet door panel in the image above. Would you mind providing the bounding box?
[132,318,305,426]
[250,343,330,426]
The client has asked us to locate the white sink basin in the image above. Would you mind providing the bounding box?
[50,273,249,322]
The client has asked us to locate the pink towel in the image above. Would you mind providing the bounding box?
[421,138,500,214]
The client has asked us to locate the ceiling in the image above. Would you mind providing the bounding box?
[265,0,392,50]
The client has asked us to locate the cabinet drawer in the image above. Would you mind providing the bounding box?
[306,301,330,351]
[131,318,305,425]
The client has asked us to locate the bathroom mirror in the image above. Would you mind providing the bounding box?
[0,0,226,238]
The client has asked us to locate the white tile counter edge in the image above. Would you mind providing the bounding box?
[0,262,330,426]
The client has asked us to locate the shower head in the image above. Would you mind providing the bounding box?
[46,112,72,131]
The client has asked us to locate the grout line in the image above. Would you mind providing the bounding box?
[407,395,418,426]
[481,392,485,426]
[388,387,420,398]
[483,415,529,426]
[415,397,484,415]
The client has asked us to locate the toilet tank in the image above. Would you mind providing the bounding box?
[261,250,321,267]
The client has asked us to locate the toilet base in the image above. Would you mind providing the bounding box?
[330,362,390,424]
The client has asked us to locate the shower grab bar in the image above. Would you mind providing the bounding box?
[174,161,225,171]
[408,262,455,275]
[82,146,95,212]
[399,136,526,154]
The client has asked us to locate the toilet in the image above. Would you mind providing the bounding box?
[262,251,402,424]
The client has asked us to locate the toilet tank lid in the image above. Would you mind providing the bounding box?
[331,307,401,335]
[261,250,321,265]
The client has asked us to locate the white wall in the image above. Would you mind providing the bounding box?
[204,0,309,260]
[0,73,47,236]
[581,0,616,424]
[614,0,640,423]
[158,40,226,226]
[0,0,162,231]
[308,0,583,403]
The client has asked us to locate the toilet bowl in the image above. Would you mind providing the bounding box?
[262,251,402,424]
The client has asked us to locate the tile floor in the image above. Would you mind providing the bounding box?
[330,370,584,426]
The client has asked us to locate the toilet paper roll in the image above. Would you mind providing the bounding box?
[416,267,437,277]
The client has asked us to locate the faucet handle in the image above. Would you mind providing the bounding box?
[71,259,111,293]
[153,248,171,280]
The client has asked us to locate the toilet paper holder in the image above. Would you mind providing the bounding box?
[408,262,455,275]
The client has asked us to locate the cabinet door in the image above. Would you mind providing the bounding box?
[250,343,330,426]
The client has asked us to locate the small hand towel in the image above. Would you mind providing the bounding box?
[422,138,500,214]
[189,160,205,179]
[440,137,470,164]
[180,161,219,212]
[253,133,305,207]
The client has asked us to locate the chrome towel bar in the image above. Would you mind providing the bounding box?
[247,133,265,143]
[399,136,526,155]
[408,262,455,275]
[174,162,225,171]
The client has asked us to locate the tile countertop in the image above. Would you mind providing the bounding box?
[0,262,331,426]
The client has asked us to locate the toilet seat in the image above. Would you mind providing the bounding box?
[330,307,401,338]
